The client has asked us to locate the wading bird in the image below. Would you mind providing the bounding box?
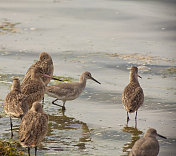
[45,71,101,110]
[21,52,54,88]
[19,102,48,156]
[122,66,144,122]
[22,67,61,108]
[4,78,28,136]
[129,128,167,156]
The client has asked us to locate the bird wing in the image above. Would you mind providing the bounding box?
[22,81,44,95]
[4,91,28,117]
[19,112,48,146]
[122,83,135,102]
[129,87,144,110]
[46,83,79,100]
[21,64,37,87]
[19,111,36,145]
[122,83,144,112]
[21,81,45,108]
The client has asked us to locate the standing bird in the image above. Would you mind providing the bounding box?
[45,71,101,110]
[122,66,144,122]
[129,128,167,156]
[21,52,54,88]
[21,66,60,109]
[4,78,28,136]
[19,102,48,156]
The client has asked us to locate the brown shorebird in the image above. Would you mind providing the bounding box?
[45,71,101,110]
[21,52,54,88]
[3,78,28,136]
[129,128,167,156]
[19,102,48,156]
[122,66,144,122]
[21,66,61,109]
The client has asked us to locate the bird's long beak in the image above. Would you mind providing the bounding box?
[43,74,64,82]
[138,75,142,79]
[91,77,101,84]
[157,134,167,139]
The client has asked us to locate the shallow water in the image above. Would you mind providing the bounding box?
[0,0,176,155]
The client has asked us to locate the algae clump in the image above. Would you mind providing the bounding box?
[0,140,24,156]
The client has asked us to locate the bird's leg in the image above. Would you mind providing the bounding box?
[52,98,58,104]
[135,111,138,120]
[35,146,37,156]
[10,117,13,137]
[41,96,45,108]
[28,147,30,156]
[127,112,130,124]
[52,99,63,108]
[61,109,65,116]
[62,101,66,110]
[135,119,137,128]
[42,96,45,104]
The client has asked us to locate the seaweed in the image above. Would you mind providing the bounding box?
[0,20,20,34]
[51,75,75,84]
[0,140,24,156]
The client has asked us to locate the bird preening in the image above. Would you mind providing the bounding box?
[19,102,48,156]
[4,78,29,137]
[3,52,102,155]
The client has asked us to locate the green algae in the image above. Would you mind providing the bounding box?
[122,125,143,156]
[160,67,176,78]
[52,75,75,83]
[0,140,24,156]
[166,67,176,75]
[0,20,20,34]
[107,52,176,65]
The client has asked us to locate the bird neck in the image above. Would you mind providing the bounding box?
[11,83,21,92]
[79,75,87,90]
[31,106,43,113]
[130,73,139,85]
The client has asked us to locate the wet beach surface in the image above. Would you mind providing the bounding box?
[0,0,176,155]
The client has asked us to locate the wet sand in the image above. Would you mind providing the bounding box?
[0,0,176,155]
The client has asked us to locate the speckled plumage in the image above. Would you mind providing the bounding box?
[19,102,48,156]
[45,71,101,110]
[21,52,54,88]
[3,78,28,136]
[122,66,144,121]
[21,67,46,109]
[129,128,166,156]
[4,78,28,118]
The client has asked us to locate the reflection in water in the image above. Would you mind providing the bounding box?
[45,109,91,152]
[122,124,143,156]
[77,123,91,149]
[48,109,82,132]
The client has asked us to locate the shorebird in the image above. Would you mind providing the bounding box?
[4,78,28,136]
[21,52,54,88]
[21,66,61,109]
[129,128,167,156]
[19,102,48,156]
[122,66,144,122]
[45,71,101,110]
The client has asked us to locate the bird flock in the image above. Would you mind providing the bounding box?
[3,52,166,156]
